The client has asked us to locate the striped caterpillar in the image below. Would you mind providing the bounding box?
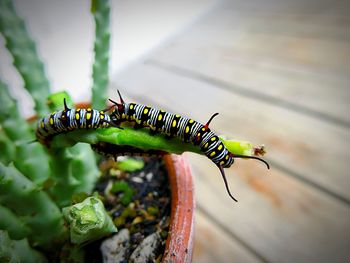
[108,91,270,202]
[36,99,111,145]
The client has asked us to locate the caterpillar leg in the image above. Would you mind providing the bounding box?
[217,165,238,202]
[102,104,116,112]
[133,123,143,130]
[102,119,123,129]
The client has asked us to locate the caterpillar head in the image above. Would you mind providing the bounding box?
[109,90,126,121]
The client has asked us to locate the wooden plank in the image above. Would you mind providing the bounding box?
[148,0,350,125]
[111,63,350,202]
[193,210,262,263]
[189,154,350,263]
[111,63,350,261]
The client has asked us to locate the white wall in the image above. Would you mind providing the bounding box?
[0,0,217,116]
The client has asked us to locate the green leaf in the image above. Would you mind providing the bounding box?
[117,158,144,172]
[110,181,134,206]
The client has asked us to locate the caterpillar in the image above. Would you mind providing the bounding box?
[108,91,270,202]
[36,99,111,145]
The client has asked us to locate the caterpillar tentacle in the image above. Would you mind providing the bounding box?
[204,112,219,130]
[218,165,238,202]
[230,153,270,169]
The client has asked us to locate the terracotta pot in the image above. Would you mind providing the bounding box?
[163,154,195,263]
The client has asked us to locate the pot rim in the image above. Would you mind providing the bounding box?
[163,154,195,263]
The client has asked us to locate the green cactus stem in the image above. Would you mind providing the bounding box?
[0,0,50,116]
[50,127,264,158]
[0,80,50,185]
[0,205,31,240]
[49,144,100,207]
[0,163,67,250]
[45,92,100,207]
[63,196,117,245]
[0,231,45,263]
[91,0,110,109]
[0,131,15,164]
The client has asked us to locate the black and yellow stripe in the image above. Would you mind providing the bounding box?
[109,95,234,168]
[36,99,110,145]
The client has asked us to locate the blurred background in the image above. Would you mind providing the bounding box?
[1,0,350,262]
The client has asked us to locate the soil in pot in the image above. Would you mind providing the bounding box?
[84,155,171,262]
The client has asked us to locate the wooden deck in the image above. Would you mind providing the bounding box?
[111,0,350,262]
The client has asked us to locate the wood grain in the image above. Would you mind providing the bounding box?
[193,209,262,263]
[112,63,350,203]
[110,0,350,261]
[190,154,350,263]
[149,0,350,126]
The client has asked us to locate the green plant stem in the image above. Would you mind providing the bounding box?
[0,80,50,185]
[50,127,260,157]
[0,0,50,116]
[0,163,67,250]
[46,92,100,207]
[0,131,15,164]
[49,144,99,207]
[62,196,117,245]
[91,0,110,109]
[0,205,31,240]
[0,231,46,263]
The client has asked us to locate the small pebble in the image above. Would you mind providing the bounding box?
[145,172,153,182]
[100,229,130,263]
[130,232,162,263]
[131,177,143,184]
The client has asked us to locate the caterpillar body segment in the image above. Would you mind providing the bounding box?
[36,99,111,145]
